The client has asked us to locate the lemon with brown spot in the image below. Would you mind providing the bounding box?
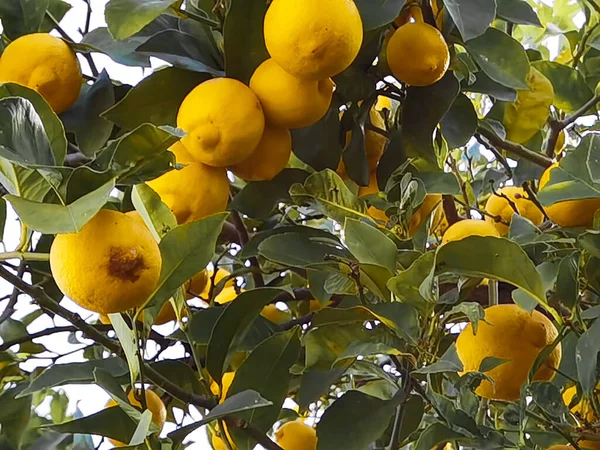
[441,219,501,245]
[249,58,334,129]
[484,186,545,235]
[456,304,561,401]
[275,420,318,450]
[50,209,162,314]
[264,0,363,80]
[0,33,82,113]
[177,78,265,167]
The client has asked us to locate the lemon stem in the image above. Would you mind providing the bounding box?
[409,5,424,23]
[0,252,49,262]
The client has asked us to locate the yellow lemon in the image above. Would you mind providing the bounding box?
[275,420,318,450]
[99,300,183,326]
[50,209,162,314]
[386,7,449,87]
[210,372,235,401]
[0,33,81,113]
[375,95,392,111]
[408,194,443,237]
[555,130,566,154]
[147,142,230,224]
[230,124,292,181]
[177,78,265,167]
[484,186,545,235]
[441,219,501,245]
[185,269,209,299]
[261,304,292,323]
[563,383,600,423]
[456,304,561,401]
[264,0,363,80]
[107,389,167,447]
[546,447,573,450]
[249,58,334,129]
[540,162,600,228]
[212,430,237,450]
[358,174,389,223]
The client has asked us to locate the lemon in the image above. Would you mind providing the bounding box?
[249,58,334,129]
[199,269,240,304]
[99,300,182,326]
[50,209,162,314]
[546,447,573,450]
[185,269,209,299]
[275,420,318,450]
[147,142,229,224]
[408,194,443,237]
[358,174,389,223]
[386,7,449,87]
[456,304,561,401]
[230,124,292,181]
[264,0,363,80]
[212,430,236,450]
[106,389,166,447]
[484,186,544,235]
[177,78,265,167]
[210,372,235,401]
[563,383,600,424]
[261,304,292,324]
[539,162,600,228]
[555,130,566,154]
[0,33,82,113]
[441,219,501,245]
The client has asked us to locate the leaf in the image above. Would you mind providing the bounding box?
[316,391,401,450]
[387,252,436,313]
[410,170,462,195]
[576,317,600,394]
[413,359,463,374]
[354,0,406,30]
[529,381,570,418]
[0,83,67,164]
[142,213,227,321]
[440,93,477,149]
[533,61,594,114]
[446,302,486,333]
[223,0,269,84]
[344,218,397,272]
[496,0,542,26]
[6,179,115,234]
[21,358,128,396]
[402,73,460,166]
[465,27,530,90]
[297,368,348,410]
[289,169,370,224]
[131,183,177,241]
[107,314,139,388]
[0,0,49,39]
[105,0,177,40]
[228,328,302,450]
[443,0,496,41]
[0,384,32,450]
[414,423,465,450]
[557,253,580,309]
[230,169,310,219]
[206,288,286,382]
[102,67,211,131]
[129,410,153,446]
[479,356,510,372]
[81,27,151,67]
[93,368,150,426]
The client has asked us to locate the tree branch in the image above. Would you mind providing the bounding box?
[442,195,460,226]
[0,262,26,326]
[230,209,264,287]
[225,417,283,450]
[476,128,553,168]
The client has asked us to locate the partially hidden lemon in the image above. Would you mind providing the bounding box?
[147,142,229,224]
[386,7,449,87]
[441,219,501,245]
[261,304,292,324]
[0,33,82,113]
[50,209,162,314]
[264,0,363,80]
[212,429,236,450]
[230,124,292,182]
[249,58,334,129]
[200,269,240,304]
[275,420,318,450]
[456,304,561,401]
[563,383,600,423]
[177,78,265,167]
[106,389,167,447]
[99,300,182,326]
[546,447,573,450]
[540,162,600,228]
[407,194,443,237]
[185,269,209,299]
[210,372,235,401]
[358,174,389,223]
[484,186,544,235]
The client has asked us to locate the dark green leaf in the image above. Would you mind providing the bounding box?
[533,61,594,113]
[529,381,569,418]
[105,0,177,40]
[576,317,600,394]
[297,368,348,410]
[0,0,49,39]
[0,318,28,342]
[496,0,542,26]
[440,93,477,148]
[446,302,485,333]
[354,0,406,30]
[344,218,397,272]
[414,423,465,450]
[479,356,510,372]
[81,27,151,67]
[0,384,32,449]
[443,0,495,41]
[557,253,580,309]
[463,70,517,102]
[387,252,436,313]
[93,369,148,425]
[411,170,462,195]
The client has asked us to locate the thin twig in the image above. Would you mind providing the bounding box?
[521,182,549,221]
[225,417,283,450]
[475,134,513,177]
[178,8,220,28]
[476,127,553,168]
[0,262,26,326]
[230,209,264,287]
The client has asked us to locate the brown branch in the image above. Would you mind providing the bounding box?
[476,127,553,168]
[0,262,26,326]
[225,417,283,450]
[442,195,460,226]
[475,134,513,177]
[230,209,264,288]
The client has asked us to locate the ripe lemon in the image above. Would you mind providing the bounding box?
[358,174,389,223]
[99,301,182,326]
[563,383,600,423]
[555,130,566,154]
[540,162,600,228]
[264,0,363,80]
[50,209,162,314]
[177,78,265,167]
[456,304,561,401]
[147,142,229,224]
[275,420,318,450]
[210,372,235,401]
[261,304,292,323]
[249,58,334,129]
[441,219,501,245]
[199,269,240,304]
[230,124,292,182]
[0,33,82,114]
[106,389,167,447]
[185,269,209,299]
[212,430,236,450]
[408,194,443,237]
[386,7,449,86]
[546,447,574,450]
[484,186,544,235]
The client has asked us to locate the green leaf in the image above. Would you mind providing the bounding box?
[445,302,486,333]
[529,381,570,418]
[93,368,148,424]
[463,70,517,102]
[0,0,49,39]
[228,328,302,450]
[354,0,405,30]
[105,0,177,40]
[297,368,348,410]
[21,358,128,396]
[0,384,32,450]
[414,423,465,450]
[142,213,227,321]
[402,73,460,165]
[223,0,269,84]
[289,169,370,224]
[81,27,151,67]
[556,253,580,309]
[576,317,600,394]
[479,356,510,372]
[465,27,530,90]
[107,314,140,388]
[0,83,67,164]
[334,340,402,366]
[102,67,211,131]
[316,391,401,450]
[0,160,51,201]
[206,288,286,382]
[387,252,436,313]
[496,0,542,26]
[440,93,478,149]
[6,179,115,234]
[443,0,495,41]
[131,183,177,241]
[59,70,115,157]
[344,218,397,272]
[129,410,153,446]
[410,170,462,195]
[533,61,594,113]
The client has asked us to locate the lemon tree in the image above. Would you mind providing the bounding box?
[2,1,600,450]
